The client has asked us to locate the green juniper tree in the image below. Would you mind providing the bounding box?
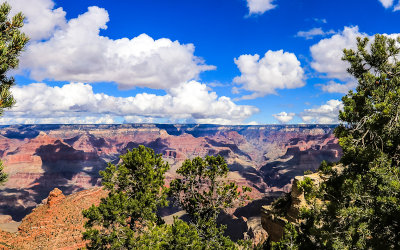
[273,34,400,249]
[0,161,6,185]
[0,2,29,185]
[169,155,251,249]
[134,218,204,250]
[270,224,299,250]
[83,147,250,249]
[82,146,170,249]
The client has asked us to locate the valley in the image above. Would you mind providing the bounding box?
[0,124,341,222]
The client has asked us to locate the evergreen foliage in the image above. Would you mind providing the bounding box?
[270,224,299,250]
[135,217,242,250]
[270,192,292,217]
[170,155,251,223]
[132,218,203,250]
[169,155,251,248]
[82,146,170,249]
[0,2,28,115]
[303,170,313,175]
[0,161,7,184]
[83,148,250,249]
[296,177,315,201]
[318,160,334,175]
[273,34,400,249]
[0,2,28,185]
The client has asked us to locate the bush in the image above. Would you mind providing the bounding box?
[296,177,315,200]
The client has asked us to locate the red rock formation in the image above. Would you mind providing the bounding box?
[0,187,107,249]
[46,188,65,207]
[0,124,341,224]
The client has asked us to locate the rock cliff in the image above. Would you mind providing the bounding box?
[0,187,107,249]
[0,124,340,229]
[261,165,343,242]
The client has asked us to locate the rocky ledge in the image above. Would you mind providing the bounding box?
[0,187,107,249]
[261,166,343,242]
[0,124,341,221]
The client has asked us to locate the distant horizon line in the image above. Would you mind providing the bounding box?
[0,123,340,126]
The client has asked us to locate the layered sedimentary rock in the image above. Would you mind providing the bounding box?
[0,124,341,223]
[0,187,107,249]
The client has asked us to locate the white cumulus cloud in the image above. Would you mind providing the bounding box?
[0,82,258,125]
[246,0,276,15]
[19,6,214,90]
[0,115,119,125]
[317,80,357,94]
[272,112,295,123]
[379,0,394,8]
[310,26,400,80]
[299,100,343,124]
[296,27,335,40]
[310,26,364,80]
[0,0,66,41]
[233,50,305,99]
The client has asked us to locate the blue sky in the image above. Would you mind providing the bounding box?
[0,0,399,125]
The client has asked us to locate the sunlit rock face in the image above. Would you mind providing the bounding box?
[0,187,108,249]
[0,124,341,220]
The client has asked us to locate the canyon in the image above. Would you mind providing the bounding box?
[0,124,341,247]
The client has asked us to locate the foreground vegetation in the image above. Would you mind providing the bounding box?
[2,1,400,248]
[272,35,400,249]
[82,35,400,249]
[82,146,251,249]
[0,2,28,185]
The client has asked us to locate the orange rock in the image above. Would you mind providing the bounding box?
[0,124,342,246]
[0,216,12,224]
[47,188,65,207]
[0,187,107,249]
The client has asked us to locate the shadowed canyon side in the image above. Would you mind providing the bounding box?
[0,124,341,224]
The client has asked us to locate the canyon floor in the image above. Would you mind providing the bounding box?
[0,124,341,248]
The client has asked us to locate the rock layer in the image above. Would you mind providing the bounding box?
[0,124,341,222]
[0,187,107,249]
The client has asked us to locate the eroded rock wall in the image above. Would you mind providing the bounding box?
[0,124,341,222]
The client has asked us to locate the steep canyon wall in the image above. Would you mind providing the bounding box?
[0,124,341,221]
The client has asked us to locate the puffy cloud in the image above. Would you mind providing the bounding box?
[310,26,365,80]
[310,26,400,80]
[0,116,119,125]
[272,112,295,123]
[123,116,154,124]
[19,6,214,90]
[317,80,357,94]
[0,0,66,41]
[0,82,258,125]
[299,100,343,124]
[233,50,305,99]
[378,0,394,8]
[296,27,335,40]
[246,0,276,15]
